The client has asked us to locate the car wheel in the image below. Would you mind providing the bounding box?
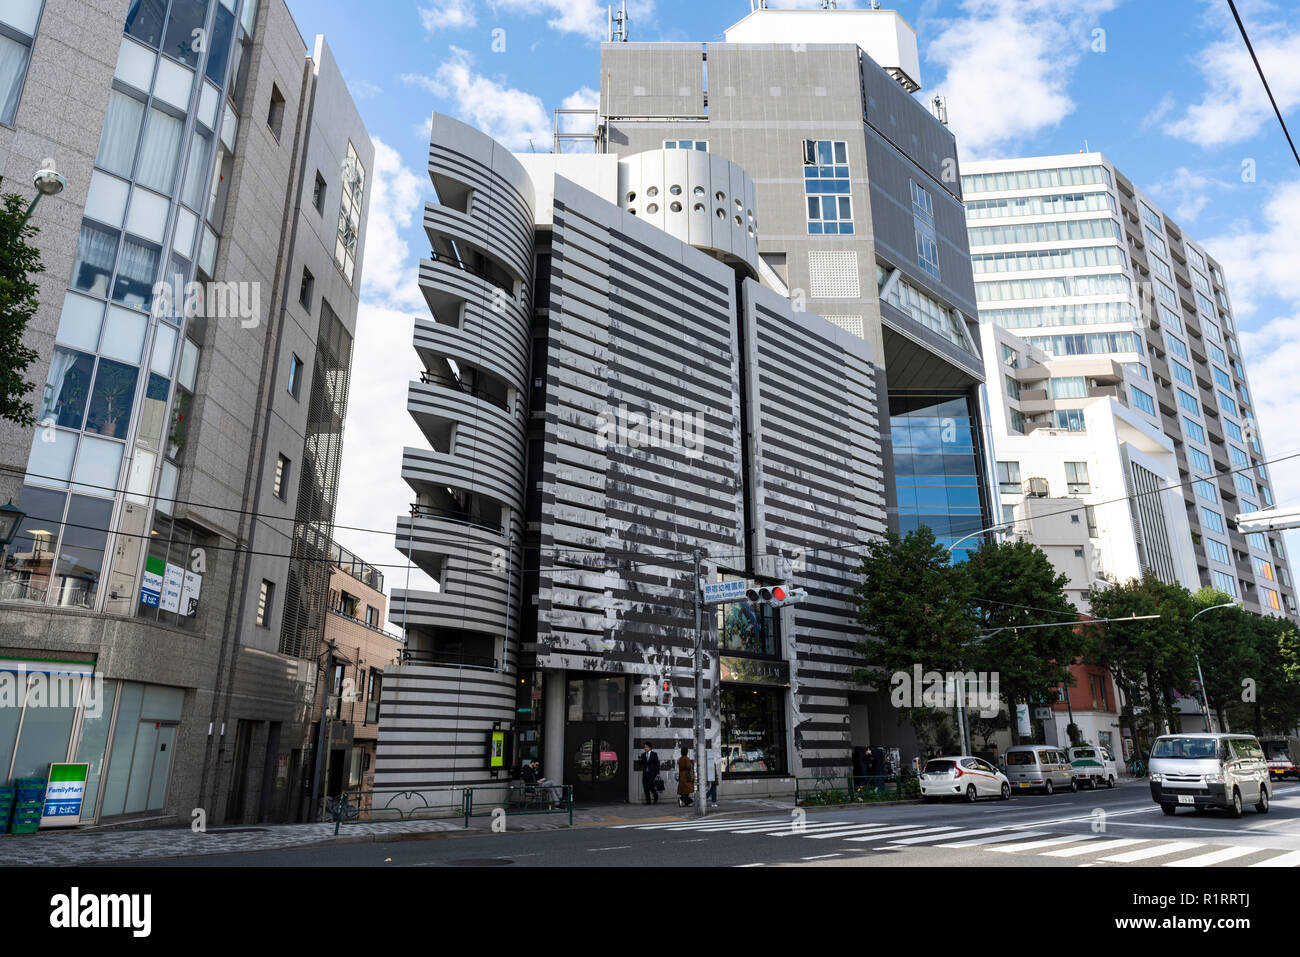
[1228,788,1243,819]
[1044,780,1054,796]
[1256,786,1270,814]
[1000,782,1011,800]
[1089,777,1097,790]
[1160,803,1177,816]
[965,784,978,803]
[1107,775,1115,789]
[1069,778,1078,793]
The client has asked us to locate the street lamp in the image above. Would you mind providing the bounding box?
[1189,602,1237,733]
[20,166,66,226]
[0,499,25,548]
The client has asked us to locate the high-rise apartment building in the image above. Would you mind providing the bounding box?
[0,0,372,825]
[964,154,1295,619]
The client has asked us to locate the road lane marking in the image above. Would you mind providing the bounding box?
[1040,838,1144,857]
[1099,841,1203,863]
[800,854,841,861]
[589,845,631,851]
[1250,849,1300,867]
[939,830,1050,847]
[799,824,934,840]
[1164,846,1259,867]
[990,836,1088,853]
[846,826,960,843]
[883,826,1013,845]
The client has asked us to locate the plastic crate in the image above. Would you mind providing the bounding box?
[12,778,45,790]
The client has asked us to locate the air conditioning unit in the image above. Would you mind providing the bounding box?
[1023,477,1050,498]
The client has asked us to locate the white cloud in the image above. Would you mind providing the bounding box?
[924,0,1119,160]
[419,0,478,34]
[1163,9,1300,146]
[347,78,382,101]
[1140,93,1174,131]
[1147,167,1222,223]
[356,139,427,313]
[403,48,551,151]
[1200,179,1300,317]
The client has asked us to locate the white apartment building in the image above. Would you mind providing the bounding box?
[965,154,1295,618]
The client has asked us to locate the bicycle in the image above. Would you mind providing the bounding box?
[1126,756,1147,778]
[324,793,361,822]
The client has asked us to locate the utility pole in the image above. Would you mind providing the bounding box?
[693,549,706,818]
[309,637,337,822]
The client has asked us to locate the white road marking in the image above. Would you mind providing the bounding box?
[883,826,1012,845]
[1099,841,1203,863]
[1040,838,1145,858]
[990,836,1089,853]
[1164,846,1260,867]
[588,845,631,851]
[846,826,961,843]
[1250,849,1300,867]
[939,830,1051,848]
[800,853,841,861]
[793,823,933,840]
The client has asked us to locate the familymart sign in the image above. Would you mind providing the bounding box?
[41,762,89,828]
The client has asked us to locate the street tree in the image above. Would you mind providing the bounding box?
[0,192,45,427]
[1189,588,1260,730]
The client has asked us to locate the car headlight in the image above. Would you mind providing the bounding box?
[1150,772,1162,782]
[1204,773,1224,784]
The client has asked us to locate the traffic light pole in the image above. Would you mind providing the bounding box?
[693,548,706,818]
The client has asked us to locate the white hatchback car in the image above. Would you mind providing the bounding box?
[920,756,1011,803]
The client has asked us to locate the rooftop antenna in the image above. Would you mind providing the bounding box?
[608,1,629,42]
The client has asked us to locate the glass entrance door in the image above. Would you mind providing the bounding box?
[565,722,625,803]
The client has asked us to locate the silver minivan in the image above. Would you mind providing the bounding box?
[1003,745,1076,795]
[1149,733,1272,818]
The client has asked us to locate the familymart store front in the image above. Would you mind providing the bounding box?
[1,658,185,824]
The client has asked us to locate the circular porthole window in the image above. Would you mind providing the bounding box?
[694,186,705,196]
[670,185,682,195]
[670,201,682,212]
[734,214,743,226]
[626,191,636,203]
[647,186,659,197]
[694,203,706,213]
[628,208,637,216]
[716,208,726,219]
[647,203,659,214]
[715,190,725,202]
[735,198,742,209]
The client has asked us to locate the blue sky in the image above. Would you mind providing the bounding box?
[292,0,1300,597]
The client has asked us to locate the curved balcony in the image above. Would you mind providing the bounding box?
[401,445,523,514]
[414,312,529,394]
[424,203,533,290]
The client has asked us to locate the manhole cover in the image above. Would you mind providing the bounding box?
[445,858,514,867]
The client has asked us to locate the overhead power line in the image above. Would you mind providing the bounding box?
[1227,0,1300,169]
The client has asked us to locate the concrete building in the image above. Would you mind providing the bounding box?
[981,322,1199,606]
[0,0,371,825]
[374,110,888,804]
[964,153,1295,619]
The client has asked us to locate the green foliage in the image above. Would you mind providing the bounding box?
[0,192,45,428]
[970,710,1010,749]
[1189,588,1260,726]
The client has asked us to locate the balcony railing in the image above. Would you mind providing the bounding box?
[428,248,514,300]
[408,502,502,534]
[400,647,498,670]
[419,368,510,414]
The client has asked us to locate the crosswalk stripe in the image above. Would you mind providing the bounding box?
[939,830,1050,848]
[800,823,934,840]
[731,821,854,834]
[1099,842,1203,863]
[611,819,769,830]
[1249,849,1300,867]
[1164,846,1260,867]
[990,835,1083,853]
[846,825,960,843]
[1041,838,1144,858]
[879,826,1012,846]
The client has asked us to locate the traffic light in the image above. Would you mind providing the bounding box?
[744,584,808,606]
[659,678,673,707]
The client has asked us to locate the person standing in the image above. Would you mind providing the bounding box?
[641,741,661,805]
[677,745,695,807]
[706,748,719,807]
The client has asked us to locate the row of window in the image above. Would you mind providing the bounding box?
[995,461,1093,499]
[971,245,1125,274]
[961,164,1111,194]
[967,218,1122,248]
[965,191,1114,219]
[976,273,1130,303]
[983,301,1136,330]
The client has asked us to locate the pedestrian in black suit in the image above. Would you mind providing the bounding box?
[641,741,661,804]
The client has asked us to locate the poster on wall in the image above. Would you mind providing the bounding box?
[40,763,89,829]
[179,569,202,616]
[139,556,165,608]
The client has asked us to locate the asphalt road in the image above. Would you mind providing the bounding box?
[127,780,1300,867]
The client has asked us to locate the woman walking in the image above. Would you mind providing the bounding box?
[677,745,695,807]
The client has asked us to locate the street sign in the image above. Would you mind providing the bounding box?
[701,579,748,605]
[1033,707,1052,720]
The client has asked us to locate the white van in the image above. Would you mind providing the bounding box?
[1003,745,1076,795]
[1149,733,1271,818]
[1068,745,1117,789]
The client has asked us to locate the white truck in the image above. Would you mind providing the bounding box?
[1068,744,1118,789]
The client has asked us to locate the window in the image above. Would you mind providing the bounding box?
[1218,391,1238,417]
[1189,448,1212,473]
[1194,480,1217,503]
[1225,420,1243,442]
[961,165,1110,193]
[1159,305,1183,333]
[1177,388,1199,416]
[299,266,314,310]
[1172,360,1194,388]
[1228,445,1248,468]
[967,217,1121,248]
[1155,280,1177,309]
[1167,335,1188,361]
[910,180,940,279]
[273,454,290,500]
[1255,557,1275,582]
[1004,375,1020,400]
[1201,508,1224,534]
[1065,462,1090,495]
[720,686,787,776]
[312,172,326,214]
[1211,570,1237,597]
[803,140,852,235]
[267,83,285,140]
[1001,343,1018,367]
[331,663,346,718]
[335,142,365,284]
[1144,227,1167,257]
[1009,409,1026,434]
[1264,588,1281,611]
[1206,539,1230,564]
[1049,376,1087,398]
[664,139,707,151]
[1085,505,1098,538]
[0,13,38,126]
[288,353,303,399]
[366,669,382,724]
[1235,473,1256,498]
[1209,342,1228,366]
[136,107,185,194]
[256,579,275,627]
[1131,387,1155,415]
[1025,331,1143,356]
[985,302,1136,330]
[1212,366,1231,390]
[1150,256,1172,283]
[997,461,1021,495]
[1183,418,1204,443]
[1053,409,1086,431]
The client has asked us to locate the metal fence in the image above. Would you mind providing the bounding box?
[793,772,921,807]
[327,783,574,833]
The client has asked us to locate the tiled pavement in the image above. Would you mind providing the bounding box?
[0,797,795,866]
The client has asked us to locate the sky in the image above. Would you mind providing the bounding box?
[285,0,1300,613]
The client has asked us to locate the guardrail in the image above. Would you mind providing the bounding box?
[327,783,574,833]
[794,772,921,807]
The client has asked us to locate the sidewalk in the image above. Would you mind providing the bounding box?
[0,797,793,867]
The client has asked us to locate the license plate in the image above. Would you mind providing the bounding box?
[1177,795,1194,805]
[1019,782,1030,788]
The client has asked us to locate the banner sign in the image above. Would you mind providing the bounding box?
[41,762,89,828]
